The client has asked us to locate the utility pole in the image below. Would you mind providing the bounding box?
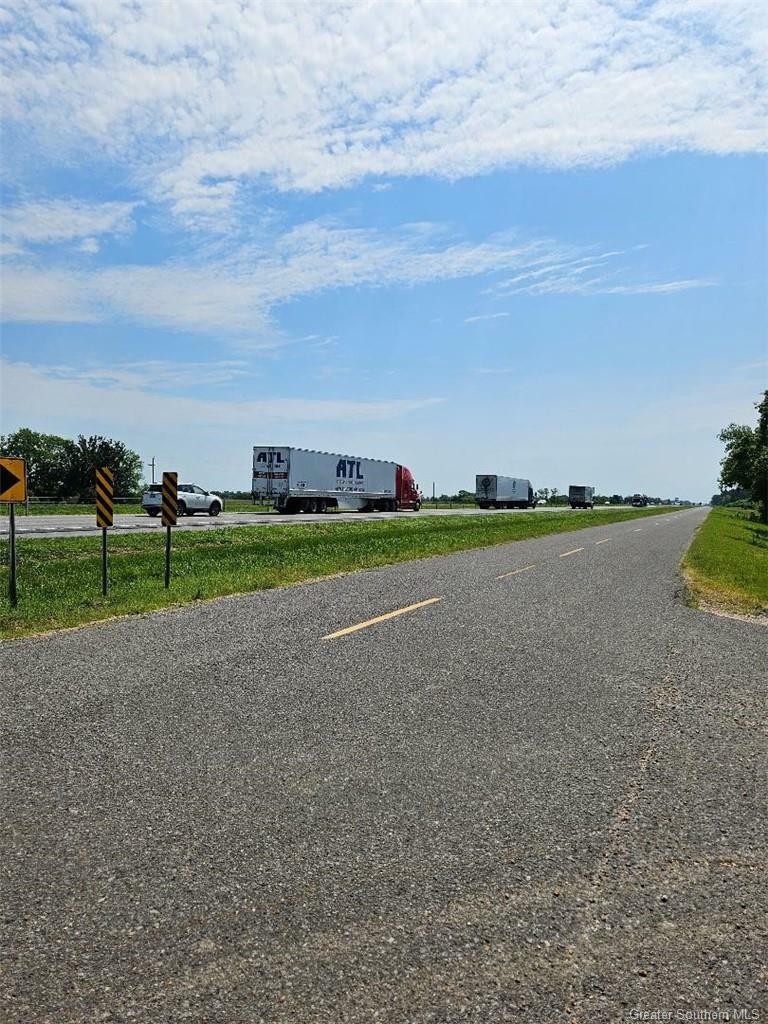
[147,457,156,484]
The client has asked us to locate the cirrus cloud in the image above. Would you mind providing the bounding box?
[1,0,765,222]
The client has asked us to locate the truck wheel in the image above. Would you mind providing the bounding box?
[177,500,187,517]
[413,500,421,512]
[208,501,221,516]
[147,509,159,517]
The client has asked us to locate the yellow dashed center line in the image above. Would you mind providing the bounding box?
[595,538,612,545]
[559,547,584,558]
[322,597,443,640]
[496,564,536,580]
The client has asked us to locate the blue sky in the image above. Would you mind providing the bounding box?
[1,1,766,501]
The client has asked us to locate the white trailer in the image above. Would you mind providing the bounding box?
[252,446,421,514]
[475,474,536,509]
[569,485,595,509]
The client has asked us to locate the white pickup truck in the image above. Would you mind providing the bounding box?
[141,483,224,517]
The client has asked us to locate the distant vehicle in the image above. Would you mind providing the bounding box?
[142,483,224,517]
[631,493,648,507]
[569,485,595,509]
[252,446,421,513]
[475,475,537,509]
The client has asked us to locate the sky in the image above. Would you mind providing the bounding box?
[1,0,766,502]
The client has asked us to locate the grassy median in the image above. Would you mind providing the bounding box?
[1,499,274,515]
[683,506,768,618]
[0,506,675,639]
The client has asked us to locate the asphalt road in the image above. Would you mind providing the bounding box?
[2,503,633,540]
[1,507,765,1023]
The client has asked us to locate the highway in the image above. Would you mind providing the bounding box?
[2,507,765,1022]
[2,503,631,541]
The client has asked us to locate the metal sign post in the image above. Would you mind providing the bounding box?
[95,467,114,597]
[161,472,178,588]
[9,503,17,607]
[1,457,27,608]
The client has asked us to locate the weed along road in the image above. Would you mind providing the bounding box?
[1,503,629,540]
[2,508,765,1021]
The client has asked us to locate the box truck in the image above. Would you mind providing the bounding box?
[252,447,422,513]
[475,475,537,509]
[569,485,595,509]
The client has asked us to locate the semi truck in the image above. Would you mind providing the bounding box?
[569,485,595,509]
[631,493,648,507]
[475,475,537,509]
[252,446,422,514]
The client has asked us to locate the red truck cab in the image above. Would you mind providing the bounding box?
[396,465,422,510]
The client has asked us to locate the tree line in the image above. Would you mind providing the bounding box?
[0,428,143,501]
[716,389,768,523]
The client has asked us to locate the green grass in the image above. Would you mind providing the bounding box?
[0,506,675,639]
[683,506,768,618]
[1,500,275,516]
[3,502,145,516]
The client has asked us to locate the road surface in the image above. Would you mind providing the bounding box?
[1,503,631,541]
[1,507,765,1022]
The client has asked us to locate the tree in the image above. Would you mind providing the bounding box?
[63,435,143,500]
[718,390,768,523]
[711,487,750,506]
[0,427,72,497]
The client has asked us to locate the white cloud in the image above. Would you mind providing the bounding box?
[1,199,137,246]
[464,312,510,324]
[0,220,715,335]
[489,249,716,297]
[0,266,100,322]
[2,1,765,220]
[38,359,257,392]
[596,279,717,295]
[0,240,26,258]
[0,356,443,430]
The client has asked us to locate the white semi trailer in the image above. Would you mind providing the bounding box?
[475,475,537,509]
[253,446,422,514]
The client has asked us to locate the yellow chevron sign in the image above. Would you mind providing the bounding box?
[0,457,27,503]
[162,472,178,527]
[95,467,114,528]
